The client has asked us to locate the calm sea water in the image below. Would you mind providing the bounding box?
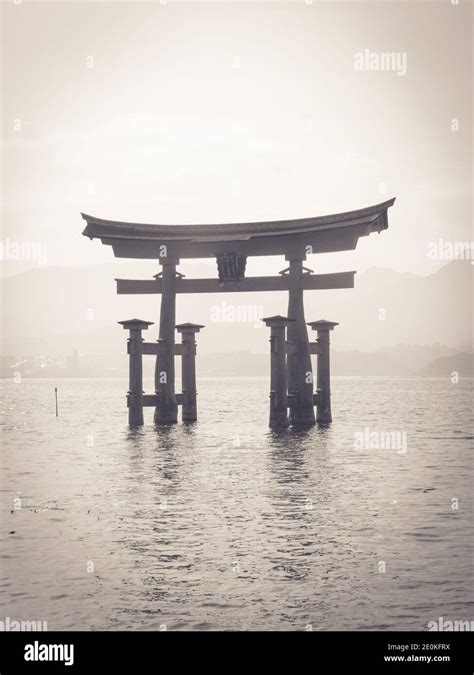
[0,377,472,631]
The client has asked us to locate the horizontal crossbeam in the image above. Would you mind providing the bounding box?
[285,341,320,355]
[128,343,184,356]
[116,271,356,295]
[139,394,185,407]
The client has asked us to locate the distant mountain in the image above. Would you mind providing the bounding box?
[374,343,460,373]
[1,260,472,357]
[418,352,474,378]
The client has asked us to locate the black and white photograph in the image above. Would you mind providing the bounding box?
[0,0,472,670]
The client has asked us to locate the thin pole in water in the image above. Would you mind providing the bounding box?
[55,387,58,417]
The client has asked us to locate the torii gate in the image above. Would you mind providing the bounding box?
[82,198,395,428]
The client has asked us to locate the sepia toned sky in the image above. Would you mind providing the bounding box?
[1,0,472,277]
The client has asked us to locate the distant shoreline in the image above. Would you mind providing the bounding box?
[1,375,473,381]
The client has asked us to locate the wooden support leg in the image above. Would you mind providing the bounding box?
[263,316,293,429]
[176,323,204,422]
[286,255,316,427]
[154,259,178,424]
[308,320,338,424]
[118,319,154,426]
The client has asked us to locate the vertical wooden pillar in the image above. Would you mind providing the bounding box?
[263,315,294,429]
[119,319,154,426]
[176,322,204,422]
[308,320,338,424]
[286,254,316,426]
[154,259,179,424]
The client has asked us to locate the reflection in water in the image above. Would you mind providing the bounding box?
[1,377,472,631]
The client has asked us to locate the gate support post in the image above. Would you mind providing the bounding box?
[119,318,154,427]
[154,258,179,424]
[263,315,294,429]
[308,320,338,424]
[286,253,316,427]
[176,323,205,422]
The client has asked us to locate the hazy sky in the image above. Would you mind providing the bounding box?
[1,0,472,277]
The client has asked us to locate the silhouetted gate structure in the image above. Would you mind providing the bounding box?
[82,198,395,428]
